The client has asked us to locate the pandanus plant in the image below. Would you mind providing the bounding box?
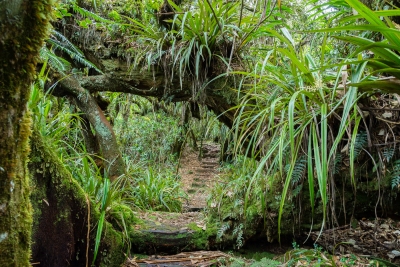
[233,0,400,241]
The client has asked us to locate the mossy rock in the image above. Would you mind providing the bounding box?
[127,212,218,254]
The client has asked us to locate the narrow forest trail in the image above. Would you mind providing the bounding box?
[131,143,222,254]
[178,142,221,211]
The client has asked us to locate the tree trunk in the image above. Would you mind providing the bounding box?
[55,74,125,181]
[0,0,53,266]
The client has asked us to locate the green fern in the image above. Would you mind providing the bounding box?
[72,3,114,25]
[383,147,395,162]
[217,222,230,240]
[284,155,307,185]
[353,131,368,159]
[390,159,400,189]
[333,152,342,175]
[292,184,303,198]
[39,46,71,73]
[51,30,84,56]
[222,211,237,221]
[249,258,281,267]
[232,223,244,249]
[48,30,103,73]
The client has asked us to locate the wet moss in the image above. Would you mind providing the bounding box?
[189,221,217,250]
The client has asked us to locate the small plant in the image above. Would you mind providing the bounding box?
[340,254,357,266]
[388,160,400,190]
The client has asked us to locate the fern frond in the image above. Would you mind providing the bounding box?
[333,152,342,175]
[51,30,84,56]
[292,184,302,197]
[383,147,395,162]
[72,3,114,24]
[284,155,306,184]
[48,31,103,73]
[249,258,281,267]
[217,222,230,240]
[40,46,71,73]
[392,176,400,189]
[390,159,400,189]
[353,131,368,159]
[232,223,244,249]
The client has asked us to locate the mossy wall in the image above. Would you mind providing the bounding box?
[29,129,127,267]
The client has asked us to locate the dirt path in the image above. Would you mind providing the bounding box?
[178,142,221,211]
[134,143,221,230]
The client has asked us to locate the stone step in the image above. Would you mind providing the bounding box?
[201,156,219,162]
[195,168,212,173]
[191,182,206,188]
[202,152,219,156]
[193,176,210,180]
[200,161,219,166]
[200,168,216,172]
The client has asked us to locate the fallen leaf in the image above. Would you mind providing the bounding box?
[382,112,393,118]
[388,250,400,259]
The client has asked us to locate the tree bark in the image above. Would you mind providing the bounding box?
[55,74,125,181]
[0,0,53,265]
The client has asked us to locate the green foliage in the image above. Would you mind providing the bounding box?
[208,157,276,247]
[387,159,400,190]
[285,155,307,186]
[30,65,82,153]
[217,222,231,240]
[71,2,115,25]
[229,0,400,241]
[129,168,185,212]
[352,131,368,160]
[280,243,336,267]
[30,62,132,263]
[31,0,400,258]
[39,46,71,74]
[47,30,103,73]
[111,95,182,164]
[248,258,281,267]
[224,257,281,267]
[121,0,285,100]
[93,178,110,264]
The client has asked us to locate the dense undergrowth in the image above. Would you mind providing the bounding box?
[27,0,400,265]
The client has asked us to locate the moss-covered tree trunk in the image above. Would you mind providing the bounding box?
[0,0,53,265]
[55,74,125,181]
